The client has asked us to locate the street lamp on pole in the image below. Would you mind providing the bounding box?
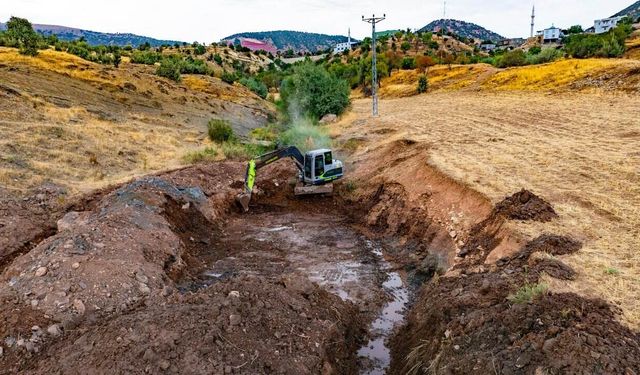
[362,13,385,117]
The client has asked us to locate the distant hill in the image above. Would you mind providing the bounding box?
[419,19,504,42]
[221,31,353,52]
[613,1,640,21]
[0,22,183,47]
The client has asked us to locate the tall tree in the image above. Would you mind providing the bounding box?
[6,16,40,56]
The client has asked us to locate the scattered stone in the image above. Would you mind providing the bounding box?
[228,291,240,298]
[47,324,62,337]
[453,345,460,351]
[542,337,557,354]
[161,286,173,297]
[135,273,149,284]
[72,262,80,269]
[25,341,35,353]
[4,337,15,348]
[229,314,241,326]
[159,359,170,370]
[444,329,452,339]
[31,299,39,308]
[31,325,41,332]
[0,345,3,357]
[449,230,457,239]
[35,267,48,277]
[139,283,151,296]
[73,299,86,315]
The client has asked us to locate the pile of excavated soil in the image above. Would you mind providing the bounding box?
[0,162,363,374]
[16,275,361,374]
[390,203,640,374]
[493,189,558,222]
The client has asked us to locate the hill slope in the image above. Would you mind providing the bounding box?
[222,30,351,52]
[0,22,183,47]
[0,47,273,194]
[613,0,640,20]
[419,19,504,42]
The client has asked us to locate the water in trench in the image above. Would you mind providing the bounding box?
[197,211,410,373]
[357,240,410,375]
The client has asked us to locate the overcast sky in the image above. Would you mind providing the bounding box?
[0,0,633,42]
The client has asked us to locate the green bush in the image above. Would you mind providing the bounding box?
[508,283,548,304]
[401,57,416,70]
[417,75,428,94]
[131,50,163,65]
[239,77,268,99]
[180,56,209,75]
[213,53,223,65]
[208,119,234,143]
[280,62,350,120]
[183,147,218,164]
[526,48,563,65]
[496,50,527,68]
[564,21,632,58]
[156,57,182,81]
[221,71,237,84]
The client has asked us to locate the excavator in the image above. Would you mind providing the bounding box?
[236,146,344,212]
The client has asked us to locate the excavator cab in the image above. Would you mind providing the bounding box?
[303,149,343,185]
[236,146,343,212]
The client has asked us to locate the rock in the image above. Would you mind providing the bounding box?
[31,325,41,332]
[453,345,460,351]
[449,230,457,239]
[25,341,35,353]
[162,286,173,297]
[228,291,240,298]
[73,299,86,315]
[47,324,62,337]
[0,346,3,357]
[542,337,557,354]
[319,114,337,124]
[586,334,598,346]
[135,273,149,284]
[31,299,39,308]
[159,359,170,370]
[139,283,151,296]
[35,267,48,277]
[72,262,80,269]
[444,329,452,339]
[229,314,241,326]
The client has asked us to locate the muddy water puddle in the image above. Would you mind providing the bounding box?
[202,211,410,374]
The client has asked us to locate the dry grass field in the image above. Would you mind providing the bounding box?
[333,91,640,328]
[0,48,274,195]
[365,58,640,99]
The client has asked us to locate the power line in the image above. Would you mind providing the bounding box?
[362,14,385,117]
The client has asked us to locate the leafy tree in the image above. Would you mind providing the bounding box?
[400,41,411,52]
[528,46,542,55]
[6,17,40,56]
[280,62,350,120]
[564,21,631,58]
[213,53,223,65]
[221,71,237,84]
[415,55,436,73]
[567,25,584,34]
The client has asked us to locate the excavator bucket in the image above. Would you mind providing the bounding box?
[236,192,252,212]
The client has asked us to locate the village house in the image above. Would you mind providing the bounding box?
[537,26,564,43]
[594,16,625,34]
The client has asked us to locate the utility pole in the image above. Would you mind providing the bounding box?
[362,14,385,117]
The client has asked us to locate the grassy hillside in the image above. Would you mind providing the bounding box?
[0,47,274,195]
[419,19,504,42]
[0,22,183,47]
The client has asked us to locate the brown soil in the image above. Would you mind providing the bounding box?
[494,189,558,222]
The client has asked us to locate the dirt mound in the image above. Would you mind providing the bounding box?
[15,275,361,375]
[391,234,640,375]
[494,189,558,222]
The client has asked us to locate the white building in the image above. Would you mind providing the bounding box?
[537,26,564,43]
[594,16,625,34]
[334,28,357,54]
